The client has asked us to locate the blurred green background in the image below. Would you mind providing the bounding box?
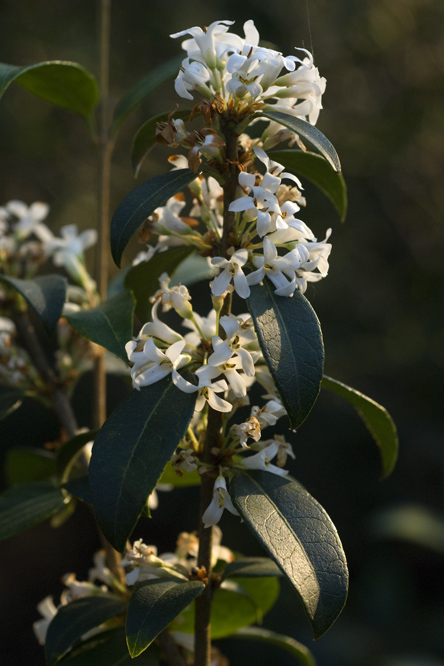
[1,0,444,664]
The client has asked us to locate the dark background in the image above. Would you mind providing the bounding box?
[1,0,444,664]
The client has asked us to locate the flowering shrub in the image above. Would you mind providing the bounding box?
[0,16,398,666]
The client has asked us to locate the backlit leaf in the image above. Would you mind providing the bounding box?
[261,111,341,172]
[6,447,56,486]
[230,470,348,639]
[0,61,98,121]
[58,628,160,665]
[231,626,316,666]
[322,375,398,478]
[268,149,347,221]
[223,557,282,579]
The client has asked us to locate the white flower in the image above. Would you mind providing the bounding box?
[247,236,301,296]
[171,449,199,475]
[211,249,250,299]
[152,193,195,236]
[171,20,235,69]
[126,338,190,390]
[202,475,239,528]
[182,309,217,347]
[239,440,289,476]
[232,416,261,448]
[174,59,213,100]
[174,369,232,413]
[153,272,193,319]
[33,596,59,645]
[251,398,286,428]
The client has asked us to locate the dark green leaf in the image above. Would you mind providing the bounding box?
[62,475,92,504]
[126,579,204,657]
[112,55,183,131]
[247,281,324,429]
[89,378,196,552]
[66,291,135,362]
[56,430,98,482]
[0,481,66,541]
[125,246,193,324]
[131,109,191,176]
[111,169,198,267]
[223,557,282,579]
[0,275,67,335]
[268,149,347,221]
[322,375,398,478]
[231,626,316,666]
[230,470,348,639]
[170,576,279,639]
[6,447,56,486]
[0,61,98,121]
[0,386,24,420]
[58,628,160,665]
[45,595,127,666]
[261,111,341,172]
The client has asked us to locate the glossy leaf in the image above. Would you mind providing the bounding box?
[6,447,56,486]
[223,557,282,579]
[126,579,204,657]
[0,481,66,541]
[58,628,160,665]
[111,169,198,267]
[230,470,349,639]
[112,55,183,131]
[268,149,347,221]
[66,291,135,362]
[0,386,24,420]
[131,109,191,176]
[125,246,193,324]
[261,110,341,172]
[56,430,98,482]
[232,626,316,666]
[170,576,279,639]
[45,595,127,666]
[89,378,196,552]
[0,275,67,335]
[247,281,324,429]
[322,375,398,478]
[0,61,98,120]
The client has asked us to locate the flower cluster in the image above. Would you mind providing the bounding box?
[171,20,325,124]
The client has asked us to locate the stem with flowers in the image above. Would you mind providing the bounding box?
[0,14,399,666]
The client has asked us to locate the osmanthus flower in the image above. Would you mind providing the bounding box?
[174,369,232,413]
[171,20,237,70]
[237,439,290,476]
[121,539,189,585]
[211,249,250,299]
[151,193,199,237]
[247,236,302,297]
[232,415,261,448]
[126,338,191,390]
[202,475,240,528]
[182,308,218,348]
[268,227,333,293]
[152,272,193,320]
[0,199,51,243]
[251,397,287,428]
